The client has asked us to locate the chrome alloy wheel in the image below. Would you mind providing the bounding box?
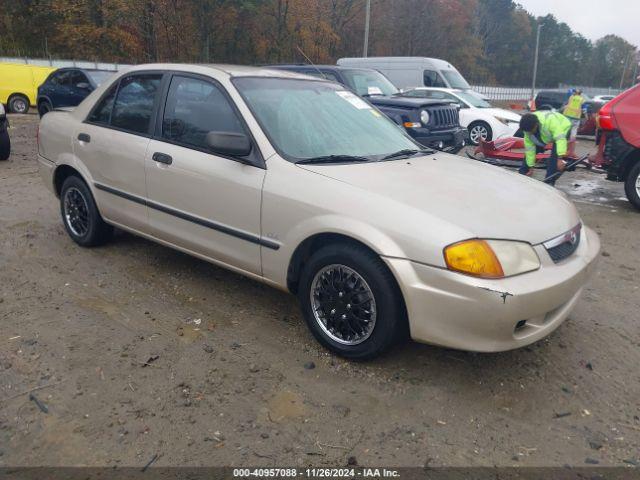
[63,187,90,237]
[636,172,640,199]
[310,264,377,345]
[469,124,489,144]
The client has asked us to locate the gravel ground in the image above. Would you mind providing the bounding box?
[1,114,639,468]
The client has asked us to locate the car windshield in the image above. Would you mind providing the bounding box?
[456,91,492,108]
[340,69,399,97]
[86,70,115,86]
[441,70,470,90]
[234,78,418,162]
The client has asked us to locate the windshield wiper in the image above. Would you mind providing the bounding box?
[382,149,434,161]
[295,155,370,165]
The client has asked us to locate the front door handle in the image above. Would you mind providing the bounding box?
[77,133,90,143]
[152,152,173,165]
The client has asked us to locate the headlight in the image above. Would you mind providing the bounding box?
[0,103,5,116]
[444,239,540,278]
[420,110,430,125]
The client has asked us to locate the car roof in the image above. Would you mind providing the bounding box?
[121,63,318,80]
[55,67,116,73]
[267,64,380,74]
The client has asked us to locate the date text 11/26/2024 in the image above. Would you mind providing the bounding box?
[233,468,401,478]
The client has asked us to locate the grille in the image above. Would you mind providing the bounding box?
[545,227,581,263]
[429,105,460,129]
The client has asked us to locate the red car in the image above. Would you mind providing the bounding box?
[591,84,640,210]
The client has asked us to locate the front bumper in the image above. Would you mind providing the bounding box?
[411,126,468,151]
[383,226,600,352]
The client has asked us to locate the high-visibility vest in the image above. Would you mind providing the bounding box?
[563,94,584,119]
[523,111,572,167]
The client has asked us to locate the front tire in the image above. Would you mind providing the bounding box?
[624,161,640,211]
[60,176,113,246]
[0,128,10,160]
[8,94,29,114]
[38,100,53,117]
[298,243,406,360]
[468,121,492,145]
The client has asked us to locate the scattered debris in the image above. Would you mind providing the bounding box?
[588,440,603,450]
[601,251,610,257]
[561,386,573,394]
[249,364,260,373]
[347,455,357,466]
[304,361,316,370]
[203,344,214,354]
[141,453,158,472]
[29,393,48,413]
[554,411,572,419]
[585,457,600,465]
[141,355,159,367]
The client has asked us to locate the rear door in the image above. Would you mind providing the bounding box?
[76,72,163,231]
[144,73,265,275]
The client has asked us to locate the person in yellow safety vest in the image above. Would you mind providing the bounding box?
[563,88,585,138]
[518,111,572,186]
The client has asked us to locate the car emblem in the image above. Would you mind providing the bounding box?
[567,231,578,245]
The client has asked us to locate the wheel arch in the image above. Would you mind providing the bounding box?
[286,232,398,295]
[53,164,87,198]
[621,148,640,180]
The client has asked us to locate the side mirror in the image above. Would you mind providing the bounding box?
[77,82,92,90]
[206,131,252,157]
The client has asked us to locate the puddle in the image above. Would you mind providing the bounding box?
[265,389,306,422]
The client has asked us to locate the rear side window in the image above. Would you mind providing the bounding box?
[111,74,162,135]
[162,75,243,150]
[88,83,118,125]
[423,70,446,88]
[50,71,72,85]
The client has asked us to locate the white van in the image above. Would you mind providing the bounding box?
[337,57,472,92]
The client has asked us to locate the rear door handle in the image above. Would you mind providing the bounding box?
[152,152,173,165]
[77,133,90,143]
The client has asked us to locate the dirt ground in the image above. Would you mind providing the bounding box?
[1,114,639,468]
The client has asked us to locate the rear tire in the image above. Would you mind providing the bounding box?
[8,94,29,114]
[297,243,406,360]
[624,161,640,211]
[60,176,113,246]
[0,129,10,161]
[38,100,53,117]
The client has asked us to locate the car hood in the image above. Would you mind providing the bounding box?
[298,153,579,246]
[477,108,521,122]
[368,95,454,109]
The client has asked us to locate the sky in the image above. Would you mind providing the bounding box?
[516,0,640,47]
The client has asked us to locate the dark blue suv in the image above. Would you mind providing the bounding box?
[268,64,467,152]
[37,68,115,116]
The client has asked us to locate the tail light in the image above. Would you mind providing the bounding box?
[597,101,617,131]
[597,84,640,131]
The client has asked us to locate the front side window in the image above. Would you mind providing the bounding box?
[423,70,446,88]
[87,83,118,125]
[111,74,162,134]
[69,71,89,88]
[234,78,418,161]
[162,76,244,150]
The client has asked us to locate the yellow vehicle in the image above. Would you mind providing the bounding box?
[0,63,56,113]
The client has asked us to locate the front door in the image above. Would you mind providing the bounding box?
[144,74,265,275]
